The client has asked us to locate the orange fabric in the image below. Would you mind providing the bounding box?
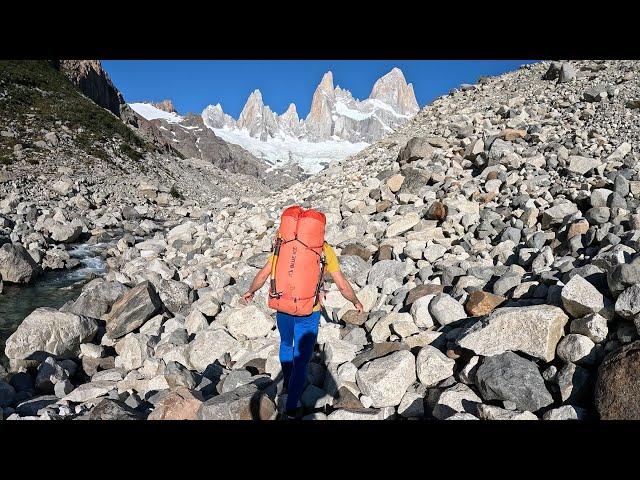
[268,206,326,316]
[268,242,340,312]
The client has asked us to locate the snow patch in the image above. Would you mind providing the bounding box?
[334,101,372,121]
[209,126,368,175]
[129,103,183,123]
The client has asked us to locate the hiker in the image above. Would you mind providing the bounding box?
[242,205,363,419]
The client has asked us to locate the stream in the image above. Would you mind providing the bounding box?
[0,242,113,367]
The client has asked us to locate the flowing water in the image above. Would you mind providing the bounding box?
[0,242,112,367]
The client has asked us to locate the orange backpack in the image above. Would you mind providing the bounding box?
[268,205,327,316]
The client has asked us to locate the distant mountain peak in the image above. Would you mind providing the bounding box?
[318,71,334,92]
[369,67,419,116]
[197,68,421,172]
[248,89,263,101]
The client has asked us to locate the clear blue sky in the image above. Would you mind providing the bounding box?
[102,60,536,119]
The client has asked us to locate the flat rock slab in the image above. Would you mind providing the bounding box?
[567,155,601,175]
[352,341,410,369]
[63,380,118,403]
[15,395,58,416]
[456,304,568,362]
[326,407,394,420]
[106,281,164,339]
[197,382,275,420]
[83,398,143,420]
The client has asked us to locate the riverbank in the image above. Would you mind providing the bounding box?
[0,241,111,367]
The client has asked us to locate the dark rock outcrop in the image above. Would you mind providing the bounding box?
[56,60,125,117]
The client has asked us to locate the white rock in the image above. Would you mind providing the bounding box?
[416,345,455,387]
[356,350,416,408]
[556,334,596,365]
[456,305,568,362]
[429,293,467,326]
[226,305,274,339]
[570,313,608,343]
[188,328,238,372]
[410,294,436,329]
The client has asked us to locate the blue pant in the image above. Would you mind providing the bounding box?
[276,310,321,412]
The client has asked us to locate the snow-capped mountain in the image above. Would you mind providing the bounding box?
[201,67,419,173]
[127,102,303,188]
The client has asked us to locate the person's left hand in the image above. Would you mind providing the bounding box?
[242,291,254,303]
[353,301,364,314]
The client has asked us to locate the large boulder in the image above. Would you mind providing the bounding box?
[595,340,640,420]
[5,307,99,364]
[105,281,164,339]
[155,279,195,316]
[114,334,152,370]
[0,243,40,283]
[66,279,129,319]
[465,291,506,317]
[475,351,553,412]
[188,328,238,372]
[226,305,275,339]
[456,305,568,362]
[0,381,16,408]
[367,260,406,289]
[541,202,578,229]
[556,334,596,366]
[356,350,416,408]
[570,313,608,344]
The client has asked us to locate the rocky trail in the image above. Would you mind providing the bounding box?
[1,60,640,420]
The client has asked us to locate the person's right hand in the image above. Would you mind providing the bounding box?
[242,291,254,303]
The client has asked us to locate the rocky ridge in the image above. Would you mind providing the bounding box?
[198,68,419,173]
[2,60,640,420]
[203,67,419,144]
